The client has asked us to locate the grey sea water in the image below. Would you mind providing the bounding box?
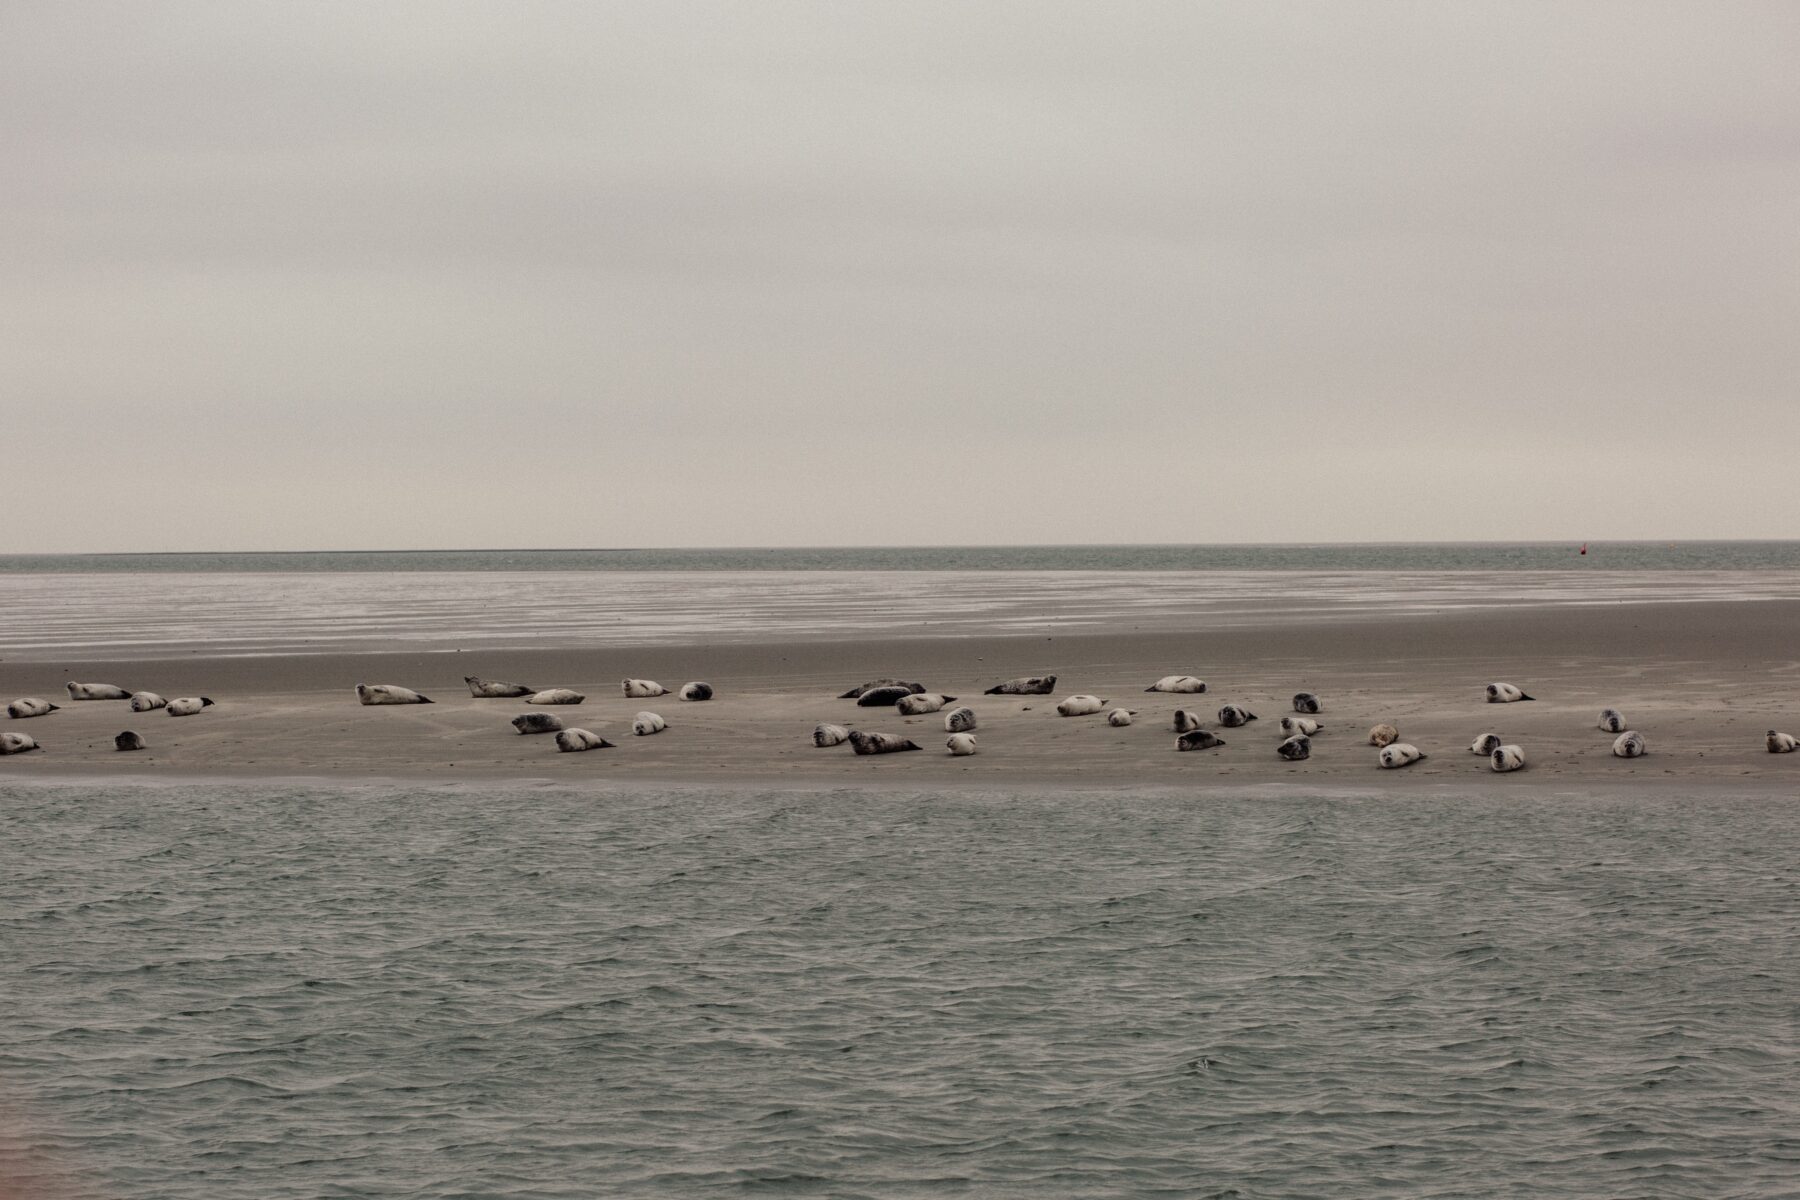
[3,781,1795,1198]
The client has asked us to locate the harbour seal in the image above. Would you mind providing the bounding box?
[839,679,926,699]
[1597,708,1625,733]
[115,730,146,752]
[1278,716,1322,737]
[678,682,714,702]
[1217,704,1257,728]
[1177,729,1226,751]
[813,723,851,747]
[511,713,564,735]
[1767,730,1798,754]
[1172,709,1204,733]
[622,679,668,699]
[1292,692,1322,714]
[6,698,58,719]
[1107,708,1136,727]
[1485,683,1535,703]
[357,684,432,705]
[632,711,667,736]
[526,689,586,705]
[848,730,922,756]
[555,728,614,752]
[1378,743,1426,769]
[66,682,132,701]
[1490,744,1527,772]
[465,676,535,698]
[129,692,167,712]
[896,693,956,715]
[857,686,919,708]
[0,731,42,755]
[984,676,1056,696]
[1470,733,1503,755]
[1277,734,1311,761]
[946,732,978,756]
[1368,723,1400,747]
[944,707,977,733]
[1612,730,1646,758]
[1055,695,1108,717]
[1145,676,1207,694]
[165,697,214,716]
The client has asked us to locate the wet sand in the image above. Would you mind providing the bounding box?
[3,601,1798,786]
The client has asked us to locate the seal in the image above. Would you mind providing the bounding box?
[679,682,714,702]
[1145,676,1206,694]
[1279,716,1321,737]
[848,730,922,755]
[813,723,851,747]
[1490,744,1527,772]
[1055,695,1108,717]
[1597,708,1625,733]
[66,682,132,701]
[1217,704,1257,728]
[6,698,58,719]
[1470,733,1503,755]
[555,728,614,752]
[1173,710,1203,733]
[1368,723,1399,747]
[1177,729,1225,751]
[1277,734,1311,761]
[1292,692,1322,714]
[946,732,978,756]
[622,679,668,698]
[115,730,146,752]
[1612,731,1646,758]
[858,686,920,708]
[526,689,586,705]
[984,676,1056,696]
[944,707,977,733]
[632,711,667,736]
[897,693,956,715]
[839,680,926,699]
[1485,683,1535,703]
[1107,708,1136,727]
[1767,730,1798,753]
[1378,743,1426,768]
[0,731,42,755]
[511,713,564,735]
[129,692,167,712]
[165,697,214,716]
[357,684,433,705]
[465,676,535,698]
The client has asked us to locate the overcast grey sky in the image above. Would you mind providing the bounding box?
[6,2,1797,551]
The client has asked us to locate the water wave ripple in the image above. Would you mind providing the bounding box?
[2,783,1795,1198]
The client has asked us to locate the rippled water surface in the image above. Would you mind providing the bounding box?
[3,782,1795,1198]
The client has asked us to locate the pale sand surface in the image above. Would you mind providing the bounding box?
[3,601,1797,787]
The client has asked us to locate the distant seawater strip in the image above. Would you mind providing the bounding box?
[3,568,1800,659]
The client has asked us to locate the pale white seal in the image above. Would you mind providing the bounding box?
[1490,744,1527,772]
[527,689,586,705]
[1767,731,1798,754]
[555,728,614,752]
[1597,708,1625,733]
[465,676,535,698]
[1177,729,1225,751]
[622,679,668,698]
[1368,723,1400,747]
[129,692,167,712]
[1277,734,1311,761]
[1378,743,1426,769]
[165,697,214,716]
[6,698,58,719]
[66,682,132,701]
[1145,676,1207,694]
[1279,716,1321,737]
[1107,708,1136,727]
[985,676,1057,696]
[944,707,977,733]
[512,713,564,735]
[1470,733,1503,755]
[632,711,667,736]
[840,679,925,699]
[813,723,851,747]
[1217,704,1257,728]
[1612,731,1646,758]
[357,684,433,705]
[1292,692,1322,714]
[679,682,714,702]
[1485,683,1535,703]
[1055,695,1108,717]
[946,732,978,756]
[1172,710,1204,734]
[0,731,42,755]
[115,730,146,751]
[897,693,956,715]
[848,730,922,755]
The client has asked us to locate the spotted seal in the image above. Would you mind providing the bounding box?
[984,676,1056,696]
[466,676,535,698]
[848,731,922,755]
[357,684,433,705]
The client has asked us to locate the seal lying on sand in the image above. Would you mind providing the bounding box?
[165,697,214,716]
[857,686,920,708]
[944,707,977,733]
[357,684,432,705]
[1485,682,1534,703]
[1055,695,1108,717]
[1173,710,1203,733]
[1279,716,1321,737]
[129,692,167,712]
[897,693,956,715]
[1597,708,1625,733]
[555,729,613,752]
[1146,676,1206,693]
[1767,730,1797,753]
[66,682,131,701]
[1292,692,1322,714]
[1177,729,1225,751]
[0,732,42,754]
[466,676,535,698]
[1107,708,1135,727]
[115,730,146,751]
[1378,743,1426,768]
[813,723,851,747]
[679,682,714,701]
[984,676,1056,696]
[1368,723,1400,747]
[1612,731,1646,758]
[1490,744,1527,772]
[848,731,921,756]
[1217,705,1257,728]
[1470,733,1503,755]
[527,689,585,705]
[512,713,564,735]
[6,698,57,719]
[946,732,977,756]
[632,712,667,736]
[840,680,925,699]
[1277,734,1310,761]
[622,679,668,698]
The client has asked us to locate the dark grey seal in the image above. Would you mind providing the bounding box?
[848,731,922,755]
[1218,704,1257,728]
[1292,692,1322,714]
[856,686,919,708]
[1177,729,1226,752]
[466,676,535,698]
[511,713,565,735]
[1277,734,1311,761]
[984,676,1057,696]
[115,731,146,751]
[839,680,926,699]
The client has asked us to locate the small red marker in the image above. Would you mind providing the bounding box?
[1579,543,1588,555]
